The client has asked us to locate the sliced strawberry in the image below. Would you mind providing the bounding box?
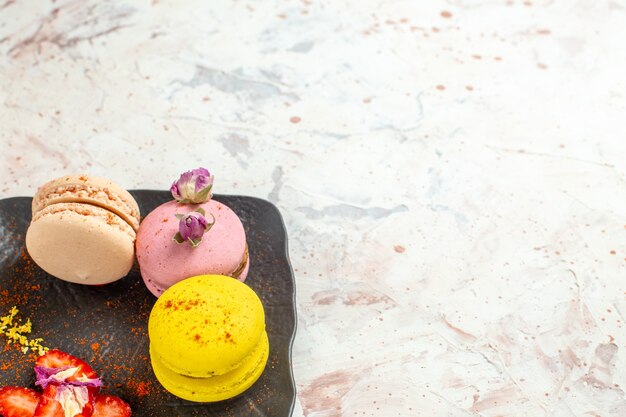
[31,385,62,417]
[35,350,98,381]
[0,386,40,417]
[33,384,96,417]
[33,350,101,417]
[92,396,131,417]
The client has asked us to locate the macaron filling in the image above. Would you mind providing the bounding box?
[34,184,140,231]
[149,332,269,402]
[230,245,249,279]
[150,322,264,378]
[143,245,250,295]
[31,203,135,239]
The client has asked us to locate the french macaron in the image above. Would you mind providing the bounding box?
[136,168,249,297]
[25,174,140,285]
[148,274,269,402]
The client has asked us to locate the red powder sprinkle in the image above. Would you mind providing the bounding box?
[290,116,301,124]
[128,380,153,397]
[136,382,150,397]
[91,342,100,353]
[436,85,446,91]
[610,250,616,255]
[440,11,452,18]
[162,218,168,222]
[394,245,406,253]
[537,63,548,69]
[466,85,474,91]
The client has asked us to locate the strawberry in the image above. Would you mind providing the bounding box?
[33,350,102,417]
[92,396,131,417]
[30,384,61,417]
[35,350,98,382]
[33,384,96,417]
[0,386,40,417]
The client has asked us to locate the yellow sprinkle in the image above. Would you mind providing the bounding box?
[0,306,49,356]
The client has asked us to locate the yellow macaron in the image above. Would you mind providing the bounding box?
[148,275,269,402]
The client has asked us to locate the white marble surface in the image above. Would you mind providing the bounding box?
[2,0,626,416]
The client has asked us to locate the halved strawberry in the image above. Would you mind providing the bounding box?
[92,396,131,417]
[0,386,40,417]
[31,385,62,417]
[33,384,96,417]
[35,350,98,382]
[33,350,101,417]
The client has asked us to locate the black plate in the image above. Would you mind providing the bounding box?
[0,191,296,417]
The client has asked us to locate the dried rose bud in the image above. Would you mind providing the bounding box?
[173,209,215,247]
[170,168,214,204]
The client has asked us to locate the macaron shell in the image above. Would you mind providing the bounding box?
[150,332,269,402]
[148,275,265,377]
[136,200,248,297]
[32,174,140,231]
[25,203,135,284]
[141,255,249,297]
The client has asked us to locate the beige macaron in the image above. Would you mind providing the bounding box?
[26,175,140,285]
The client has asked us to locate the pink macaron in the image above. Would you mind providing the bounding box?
[135,168,249,297]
